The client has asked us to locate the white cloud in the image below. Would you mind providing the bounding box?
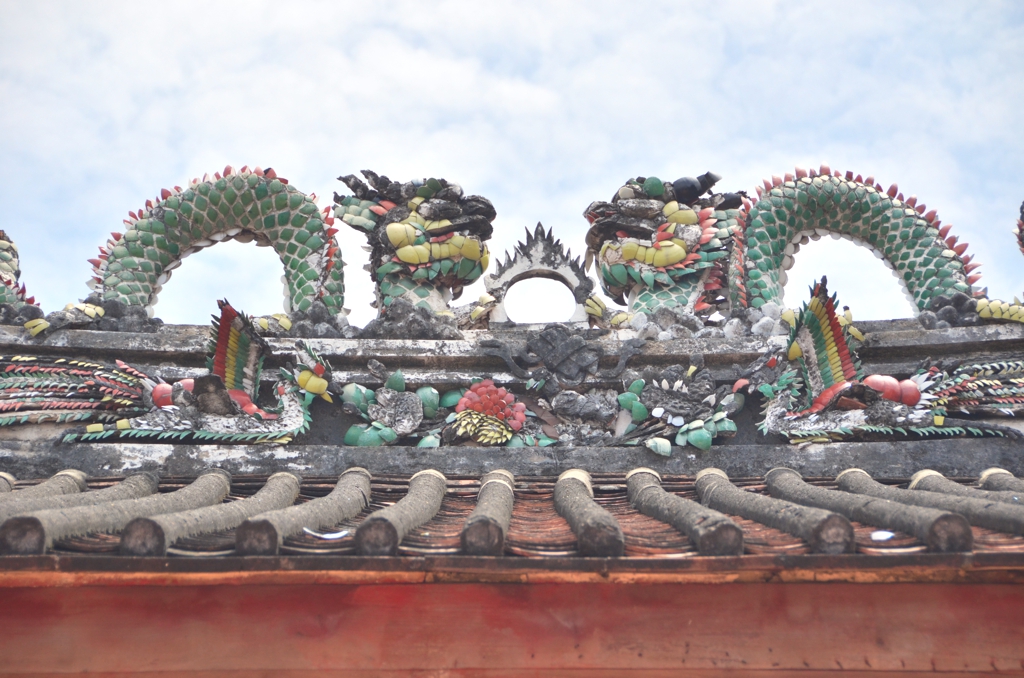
[0,0,1021,326]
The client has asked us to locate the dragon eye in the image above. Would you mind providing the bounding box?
[766,356,778,368]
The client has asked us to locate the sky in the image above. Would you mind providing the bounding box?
[1,1,1022,327]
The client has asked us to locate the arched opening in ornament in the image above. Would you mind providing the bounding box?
[782,237,916,320]
[153,239,288,325]
[503,277,577,323]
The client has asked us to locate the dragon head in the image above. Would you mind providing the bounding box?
[334,170,496,314]
[583,172,746,316]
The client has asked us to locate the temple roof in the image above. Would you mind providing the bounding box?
[2,468,1023,584]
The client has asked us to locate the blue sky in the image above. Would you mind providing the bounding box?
[1,1,1022,326]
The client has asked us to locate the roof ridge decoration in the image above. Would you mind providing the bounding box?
[0,164,1019,454]
[483,222,595,324]
[1,163,1019,337]
[57,299,333,445]
[737,277,1024,444]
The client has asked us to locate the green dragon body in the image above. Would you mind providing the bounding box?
[87,166,345,317]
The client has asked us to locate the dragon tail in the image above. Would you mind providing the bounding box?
[0,355,152,426]
[919,359,1024,417]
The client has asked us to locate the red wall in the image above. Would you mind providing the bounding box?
[1,578,1022,675]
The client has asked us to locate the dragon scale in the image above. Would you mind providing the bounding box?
[631,276,709,316]
[89,166,346,316]
[735,170,974,312]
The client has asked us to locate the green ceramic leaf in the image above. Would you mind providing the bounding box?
[644,437,672,457]
[385,370,406,392]
[344,424,369,446]
[356,428,384,446]
[416,386,439,418]
[686,428,713,451]
[617,392,639,409]
[439,389,465,408]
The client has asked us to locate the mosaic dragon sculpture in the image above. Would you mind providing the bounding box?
[585,166,1024,326]
[0,164,1019,453]
[13,166,494,335]
[7,163,1016,334]
[334,170,495,315]
[2,300,333,445]
[737,278,1024,443]
[85,166,345,318]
